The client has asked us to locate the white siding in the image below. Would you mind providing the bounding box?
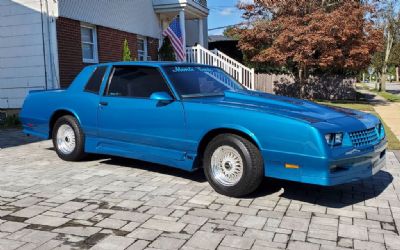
[0,55,44,68]
[1,0,209,108]
[1,34,43,48]
[0,0,58,109]
[59,0,161,39]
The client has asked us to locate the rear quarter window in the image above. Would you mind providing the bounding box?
[84,66,107,94]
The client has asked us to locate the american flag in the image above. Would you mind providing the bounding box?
[162,17,186,61]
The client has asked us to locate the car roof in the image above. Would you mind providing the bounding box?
[93,61,211,68]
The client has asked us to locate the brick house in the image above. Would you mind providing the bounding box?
[0,0,209,109]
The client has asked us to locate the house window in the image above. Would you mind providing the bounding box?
[81,23,98,63]
[137,36,148,61]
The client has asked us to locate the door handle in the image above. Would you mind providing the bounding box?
[99,101,108,106]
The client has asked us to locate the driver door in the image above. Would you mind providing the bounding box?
[97,66,187,162]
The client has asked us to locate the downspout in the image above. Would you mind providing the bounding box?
[45,0,59,89]
[40,0,49,90]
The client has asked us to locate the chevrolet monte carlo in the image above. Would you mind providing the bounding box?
[20,62,387,197]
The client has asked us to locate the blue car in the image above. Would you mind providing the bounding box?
[20,62,387,197]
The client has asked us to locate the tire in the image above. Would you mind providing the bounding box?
[52,115,86,161]
[203,134,264,197]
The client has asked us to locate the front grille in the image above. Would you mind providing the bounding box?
[349,128,379,147]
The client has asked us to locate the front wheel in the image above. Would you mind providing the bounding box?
[52,115,86,161]
[203,134,264,197]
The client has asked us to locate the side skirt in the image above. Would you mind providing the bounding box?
[84,136,196,172]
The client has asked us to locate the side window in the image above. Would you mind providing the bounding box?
[107,66,171,98]
[84,66,107,94]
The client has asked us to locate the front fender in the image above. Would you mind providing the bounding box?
[199,124,262,150]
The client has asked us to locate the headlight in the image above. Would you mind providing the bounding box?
[325,133,343,146]
[376,123,383,135]
[375,122,385,139]
[334,133,343,144]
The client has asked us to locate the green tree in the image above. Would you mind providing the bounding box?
[390,42,400,81]
[158,37,176,61]
[371,51,385,88]
[391,42,400,66]
[122,39,132,61]
[376,0,400,91]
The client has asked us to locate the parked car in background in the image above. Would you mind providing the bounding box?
[20,62,387,197]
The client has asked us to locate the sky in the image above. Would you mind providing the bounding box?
[207,0,245,35]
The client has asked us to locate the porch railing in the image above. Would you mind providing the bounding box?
[193,0,207,7]
[186,44,255,90]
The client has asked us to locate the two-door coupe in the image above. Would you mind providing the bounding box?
[20,62,387,197]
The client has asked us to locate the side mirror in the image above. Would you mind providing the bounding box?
[150,92,174,104]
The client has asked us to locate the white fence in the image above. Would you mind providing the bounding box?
[186,45,255,90]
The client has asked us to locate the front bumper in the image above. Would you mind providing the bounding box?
[263,139,387,186]
[324,140,387,185]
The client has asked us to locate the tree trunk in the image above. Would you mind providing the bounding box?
[298,68,303,84]
[380,26,394,92]
[298,65,306,98]
[380,71,387,92]
[396,66,399,82]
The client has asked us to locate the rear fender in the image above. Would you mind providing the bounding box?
[49,108,82,138]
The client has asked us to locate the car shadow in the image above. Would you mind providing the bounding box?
[45,148,111,162]
[98,156,393,208]
[99,157,208,183]
[0,129,42,149]
[249,170,393,208]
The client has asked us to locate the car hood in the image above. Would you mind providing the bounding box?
[186,90,372,124]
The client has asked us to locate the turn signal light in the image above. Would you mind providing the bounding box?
[285,164,300,169]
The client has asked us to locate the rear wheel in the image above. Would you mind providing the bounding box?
[52,115,86,161]
[203,134,263,197]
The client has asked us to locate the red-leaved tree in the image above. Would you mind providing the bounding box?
[235,0,383,83]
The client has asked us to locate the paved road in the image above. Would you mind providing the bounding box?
[1,130,400,250]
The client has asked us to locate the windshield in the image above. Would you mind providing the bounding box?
[163,66,244,98]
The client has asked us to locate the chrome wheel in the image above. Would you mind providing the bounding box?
[56,124,76,155]
[210,146,244,186]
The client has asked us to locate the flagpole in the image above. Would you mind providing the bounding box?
[179,10,186,61]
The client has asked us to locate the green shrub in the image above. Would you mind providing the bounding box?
[122,39,132,61]
[158,37,176,61]
[0,114,20,128]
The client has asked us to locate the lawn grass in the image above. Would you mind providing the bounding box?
[318,101,375,112]
[359,82,400,102]
[377,91,400,102]
[318,100,400,150]
[373,112,400,150]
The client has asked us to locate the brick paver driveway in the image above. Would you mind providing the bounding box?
[1,130,400,250]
